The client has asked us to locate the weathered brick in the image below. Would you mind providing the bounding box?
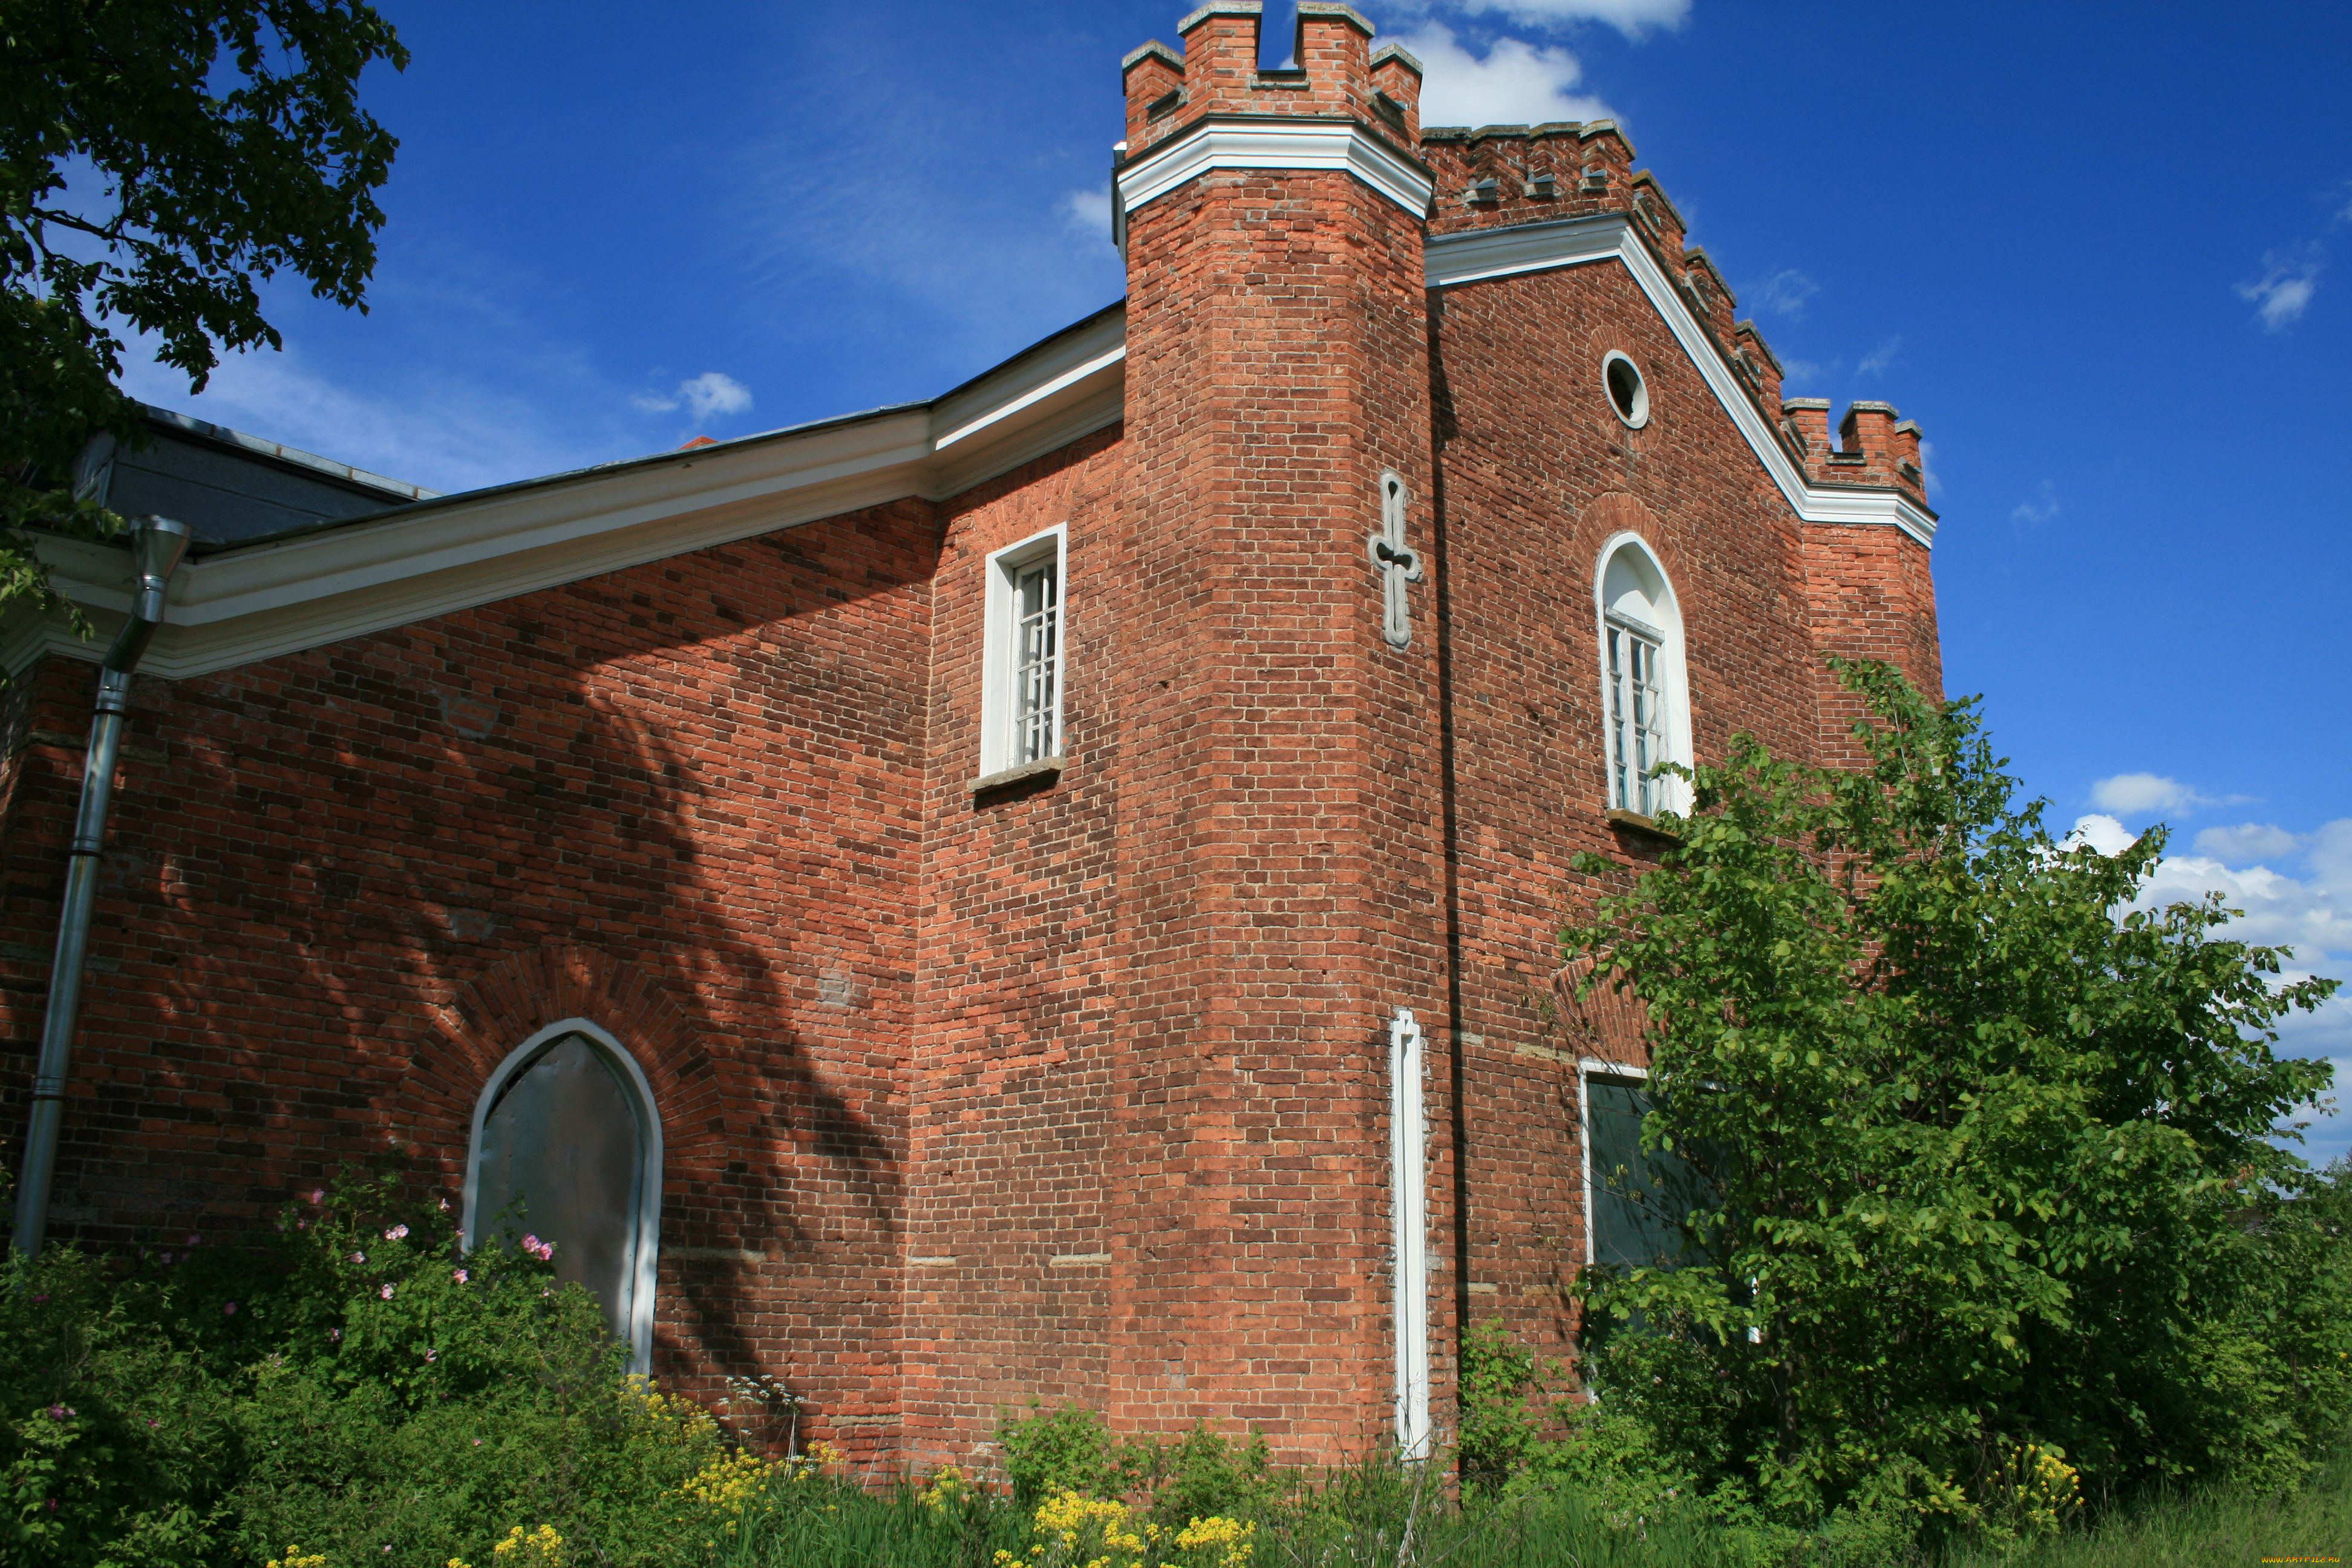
[1,4,1939,1472]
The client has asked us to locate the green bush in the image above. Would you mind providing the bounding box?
[1001,1403,1128,1508]
[1555,660,2352,1550]
[998,1403,1271,1527]
[2,1171,746,1567]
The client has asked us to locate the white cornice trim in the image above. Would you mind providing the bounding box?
[1116,119,1435,228]
[1426,214,1938,549]
[8,314,1129,682]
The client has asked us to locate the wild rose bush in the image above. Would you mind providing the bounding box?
[1,1172,740,1567]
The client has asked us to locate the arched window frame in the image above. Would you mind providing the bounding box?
[1591,532,1694,819]
[460,1018,664,1371]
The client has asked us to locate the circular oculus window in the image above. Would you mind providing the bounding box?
[1602,351,1650,428]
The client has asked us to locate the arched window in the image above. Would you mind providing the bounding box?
[462,1020,662,1369]
[1593,535,1692,818]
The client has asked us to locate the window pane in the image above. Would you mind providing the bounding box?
[1013,558,1060,764]
[474,1033,644,1338]
[1587,1077,1701,1271]
[1606,624,1665,814]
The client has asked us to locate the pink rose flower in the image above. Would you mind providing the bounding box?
[379,1284,394,1300]
[384,1224,410,1241]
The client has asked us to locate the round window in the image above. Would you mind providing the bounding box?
[1602,351,1650,428]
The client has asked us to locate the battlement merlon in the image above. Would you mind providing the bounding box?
[1117,8,1926,512]
[1780,398,1928,502]
[1368,41,1423,142]
[1126,2,1419,157]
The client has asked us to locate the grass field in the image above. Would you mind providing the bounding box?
[713,1437,2352,1568]
[1941,1439,2352,1568]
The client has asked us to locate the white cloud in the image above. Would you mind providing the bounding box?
[634,371,753,422]
[2069,812,2138,857]
[2196,822,2306,864]
[2069,813,2352,1162]
[2010,479,2059,528]
[120,336,613,496]
[1397,22,1612,128]
[1854,333,1904,376]
[2090,772,2211,815]
[2236,249,2322,332]
[1390,0,1690,39]
[1916,437,1941,498]
[1743,269,1818,321]
[1059,185,1112,244]
[1779,355,1831,383]
[2133,849,2352,959]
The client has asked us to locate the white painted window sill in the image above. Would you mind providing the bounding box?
[970,755,1065,795]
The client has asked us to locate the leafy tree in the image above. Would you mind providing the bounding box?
[1561,660,2348,1535]
[1,0,407,636]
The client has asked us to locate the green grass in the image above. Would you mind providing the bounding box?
[711,1441,2352,1568]
[1939,1440,2352,1568]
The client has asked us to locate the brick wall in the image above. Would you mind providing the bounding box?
[899,425,1129,1470]
[1427,254,1828,1363]
[2,2,1945,1475]
[0,499,942,1459]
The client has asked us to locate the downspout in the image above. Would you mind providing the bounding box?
[10,514,191,1258]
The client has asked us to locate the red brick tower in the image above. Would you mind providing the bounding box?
[1105,1,1450,1454]
[1783,398,1942,766]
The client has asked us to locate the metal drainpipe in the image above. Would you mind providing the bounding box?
[10,515,192,1258]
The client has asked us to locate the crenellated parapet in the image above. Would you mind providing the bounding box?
[1113,3,1929,517]
[1122,3,1404,158]
[1782,397,1927,503]
[1418,121,1638,236]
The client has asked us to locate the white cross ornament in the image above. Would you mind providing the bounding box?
[1368,469,1423,650]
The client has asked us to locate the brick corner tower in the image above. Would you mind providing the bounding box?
[1105,1,1452,1460]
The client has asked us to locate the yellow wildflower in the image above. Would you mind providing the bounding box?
[1013,1492,1145,1568]
[266,1549,329,1568]
[1975,1443,2083,1542]
[490,1523,564,1564]
[921,1463,973,1511]
[677,1447,780,1537]
[1174,1515,1256,1568]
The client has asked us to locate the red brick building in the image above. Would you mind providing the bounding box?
[1,2,1941,1470]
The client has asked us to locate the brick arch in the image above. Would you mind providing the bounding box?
[1581,491,1667,560]
[396,944,723,1186]
[1550,956,1649,1070]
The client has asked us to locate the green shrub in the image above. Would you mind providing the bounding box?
[1135,1422,1272,1528]
[1001,1403,1128,1508]
[1558,660,2352,1549]
[2,1170,749,1567]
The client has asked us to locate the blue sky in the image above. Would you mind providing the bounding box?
[120,0,2352,1160]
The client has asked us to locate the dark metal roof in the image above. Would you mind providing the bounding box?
[83,407,434,551]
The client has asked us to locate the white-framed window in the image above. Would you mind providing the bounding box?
[1577,1061,1701,1272]
[1593,534,1691,818]
[462,1019,663,1371]
[979,525,1068,779]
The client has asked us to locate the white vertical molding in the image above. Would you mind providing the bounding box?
[1390,1007,1431,1459]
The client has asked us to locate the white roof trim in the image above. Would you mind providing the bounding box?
[8,211,1933,685]
[8,312,1128,681]
[1116,119,1435,229]
[1426,213,1938,549]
